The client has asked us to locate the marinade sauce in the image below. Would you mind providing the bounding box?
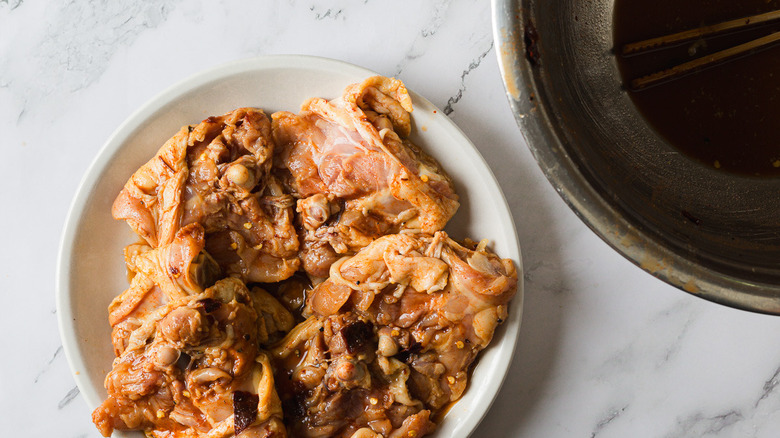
[613,0,780,176]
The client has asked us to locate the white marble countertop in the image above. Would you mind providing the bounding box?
[4,1,780,437]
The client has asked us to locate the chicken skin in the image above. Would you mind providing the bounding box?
[305,232,517,410]
[269,313,436,438]
[112,108,300,283]
[93,225,289,438]
[273,77,459,278]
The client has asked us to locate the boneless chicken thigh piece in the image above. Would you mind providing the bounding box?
[267,232,515,437]
[269,313,436,438]
[93,224,290,438]
[112,108,300,283]
[305,232,517,411]
[272,77,459,278]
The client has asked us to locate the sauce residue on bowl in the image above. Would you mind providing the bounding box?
[614,0,780,176]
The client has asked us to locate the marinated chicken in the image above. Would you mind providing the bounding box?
[273,76,459,277]
[98,76,517,438]
[112,108,300,283]
[93,225,289,437]
[269,314,436,438]
[304,232,517,411]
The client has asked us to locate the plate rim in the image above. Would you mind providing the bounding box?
[55,54,524,437]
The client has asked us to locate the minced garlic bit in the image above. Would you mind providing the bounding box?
[391,329,400,337]
[420,174,429,182]
[230,242,238,250]
[243,222,252,229]
[182,390,191,398]
[447,376,455,384]
[156,410,165,419]
[408,431,417,437]
[369,397,378,405]
[455,341,465,349]
[253,243,264,250]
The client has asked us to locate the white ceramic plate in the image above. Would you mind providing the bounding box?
[56,55,523,437]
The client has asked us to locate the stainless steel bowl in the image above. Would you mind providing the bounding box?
[492,0,780,313]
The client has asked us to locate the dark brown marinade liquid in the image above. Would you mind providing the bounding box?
[613,0,780,176]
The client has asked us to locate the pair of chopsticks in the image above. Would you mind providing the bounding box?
[623,9,780,90]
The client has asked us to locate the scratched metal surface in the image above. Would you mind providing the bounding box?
[493,0,780,313]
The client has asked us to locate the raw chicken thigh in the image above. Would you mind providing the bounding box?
[266,232,516,436]
[93,224,290,438]
[269,314,436,438]
[273,77,459,277]
[112,108,300,283]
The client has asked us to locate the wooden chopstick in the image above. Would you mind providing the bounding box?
[623,9,780,55]
[630,31,780,90]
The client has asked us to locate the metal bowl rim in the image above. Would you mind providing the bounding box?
[491,0,780,315]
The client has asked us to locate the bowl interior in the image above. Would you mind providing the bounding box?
[57,56,523,437]
[495,0,780,312]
